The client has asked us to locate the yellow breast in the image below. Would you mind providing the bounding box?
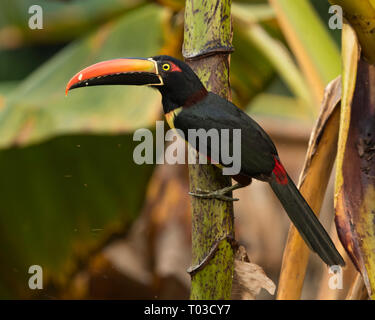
[165,107,182,129]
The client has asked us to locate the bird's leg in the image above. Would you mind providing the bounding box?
[188,183,245,202]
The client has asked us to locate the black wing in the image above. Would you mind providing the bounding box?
[173,93,277,177]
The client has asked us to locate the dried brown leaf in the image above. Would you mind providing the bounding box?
[232,246,276,299]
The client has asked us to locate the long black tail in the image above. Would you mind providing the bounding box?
[269,173,345,266]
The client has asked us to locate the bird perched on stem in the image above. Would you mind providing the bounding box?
[66,55,345,267]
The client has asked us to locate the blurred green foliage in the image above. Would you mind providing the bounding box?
[0,134,154,298]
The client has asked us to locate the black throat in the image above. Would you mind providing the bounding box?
[153,58,208,114]
[160,87,208,113]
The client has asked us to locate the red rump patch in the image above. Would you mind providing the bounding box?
[171,62,182,72]
[273,156,288,185]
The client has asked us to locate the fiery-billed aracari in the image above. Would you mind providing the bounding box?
[66,55,345,266]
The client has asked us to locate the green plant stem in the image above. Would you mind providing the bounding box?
[183,0,235,300]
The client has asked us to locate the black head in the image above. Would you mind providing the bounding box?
[150,55,207,112]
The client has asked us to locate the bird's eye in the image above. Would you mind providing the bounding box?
[162,63,171,71]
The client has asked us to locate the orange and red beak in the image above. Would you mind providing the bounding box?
[65,58,163,95]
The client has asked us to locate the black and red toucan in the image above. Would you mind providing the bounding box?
[66,55,345,266]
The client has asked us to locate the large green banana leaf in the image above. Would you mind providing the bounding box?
[0,5,169,149]
[0,4,171,298]
[0,0,145,47]
[0,134,154,298]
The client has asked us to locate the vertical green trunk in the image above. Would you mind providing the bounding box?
[183,0,235,300]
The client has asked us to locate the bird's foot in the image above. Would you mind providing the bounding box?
[188,183,244,202]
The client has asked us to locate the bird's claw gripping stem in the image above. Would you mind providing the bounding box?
[188,183,243,202]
